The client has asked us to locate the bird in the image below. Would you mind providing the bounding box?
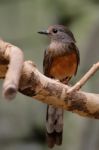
[38,25,80,148]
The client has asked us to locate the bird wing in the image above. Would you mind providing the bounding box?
[67,42,80,75]
[43,48,53,77]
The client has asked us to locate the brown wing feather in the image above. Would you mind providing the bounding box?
[67,42,80,75]
[43,49,53,77]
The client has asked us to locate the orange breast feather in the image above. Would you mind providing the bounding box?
[50,52,77,80]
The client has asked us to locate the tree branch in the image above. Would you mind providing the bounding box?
[67,62,99,94]
[0,39,99,119]
[0,39,24,99]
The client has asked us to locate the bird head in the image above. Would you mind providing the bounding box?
[38,25,75,42]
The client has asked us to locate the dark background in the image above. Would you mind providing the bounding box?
[0,0,99,150]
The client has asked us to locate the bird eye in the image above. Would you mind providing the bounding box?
[52,29,58,33]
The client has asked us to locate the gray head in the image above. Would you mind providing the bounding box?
[38,25,75,42]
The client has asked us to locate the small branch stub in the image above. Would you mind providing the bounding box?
[0,40,24,100]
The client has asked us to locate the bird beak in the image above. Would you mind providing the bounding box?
[38,30,49,35]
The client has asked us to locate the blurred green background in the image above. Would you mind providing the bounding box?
[0,0,99,150]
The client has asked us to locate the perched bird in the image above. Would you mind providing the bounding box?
[38,25,80,148]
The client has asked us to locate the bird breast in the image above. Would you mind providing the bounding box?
[49,52,77,80]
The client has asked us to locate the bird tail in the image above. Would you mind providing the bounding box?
[46,105,63,148]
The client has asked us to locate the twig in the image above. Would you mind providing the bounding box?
[67,62,99,94]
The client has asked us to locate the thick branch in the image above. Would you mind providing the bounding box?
[0,39,99,119]
[19,61,99,119]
